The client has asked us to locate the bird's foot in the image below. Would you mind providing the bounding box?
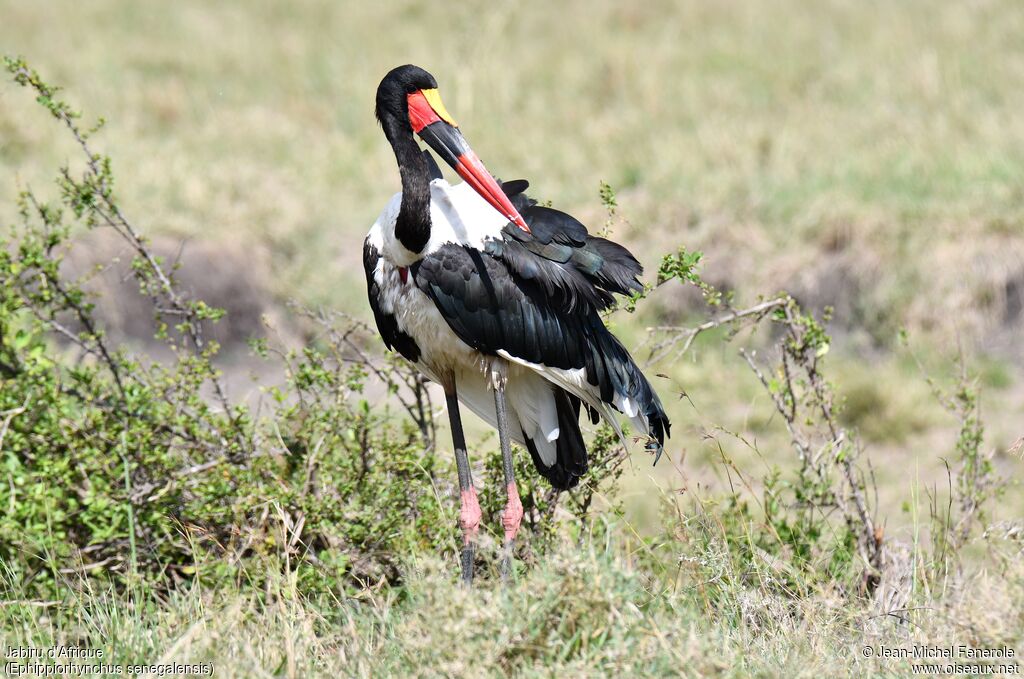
[459,487,481,585]
[460,486,482,541]
[502,482,523,543]
[500,482,524,581]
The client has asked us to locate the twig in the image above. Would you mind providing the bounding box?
[645,296,787,365]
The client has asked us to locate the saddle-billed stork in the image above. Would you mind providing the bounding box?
[364,64,670,583]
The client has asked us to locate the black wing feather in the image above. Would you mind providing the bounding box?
[412,243,669,450]
[523,387,589,490]
[490,180,644,313]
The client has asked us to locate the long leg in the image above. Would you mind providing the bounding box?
[491,366,523,580]
[446,387,479,585]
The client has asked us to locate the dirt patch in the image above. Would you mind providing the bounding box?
[61,230,280,354]
[644,212,1024,361]
[783,246,891,350]
[906,233,1024,360]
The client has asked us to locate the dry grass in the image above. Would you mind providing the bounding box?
[2,531,1021,677]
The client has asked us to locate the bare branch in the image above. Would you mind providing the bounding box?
[645,296,787,365]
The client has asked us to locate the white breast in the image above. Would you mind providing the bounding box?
[366,179,500,376]
[377,179,509,267]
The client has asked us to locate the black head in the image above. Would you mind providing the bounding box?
[375,64,439,132]
[374,64,532,234]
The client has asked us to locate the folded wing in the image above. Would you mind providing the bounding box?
[410,182,670,454]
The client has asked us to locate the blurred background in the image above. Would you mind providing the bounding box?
[2,0,1022,534]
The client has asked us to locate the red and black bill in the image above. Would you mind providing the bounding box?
[407,89,531,233]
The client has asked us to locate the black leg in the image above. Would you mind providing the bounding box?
[492,367,523,581]
[446,387,479,585]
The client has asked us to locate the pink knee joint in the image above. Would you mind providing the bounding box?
[459,487,481,544]
[502,482,524,543]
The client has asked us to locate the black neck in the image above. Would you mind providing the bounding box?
[385,120,431,254]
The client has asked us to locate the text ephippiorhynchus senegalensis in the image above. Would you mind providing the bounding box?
[364,64,670,583]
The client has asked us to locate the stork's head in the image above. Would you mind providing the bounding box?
[375,64,529,232]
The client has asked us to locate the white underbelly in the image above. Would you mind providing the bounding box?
[377,261,483,380]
